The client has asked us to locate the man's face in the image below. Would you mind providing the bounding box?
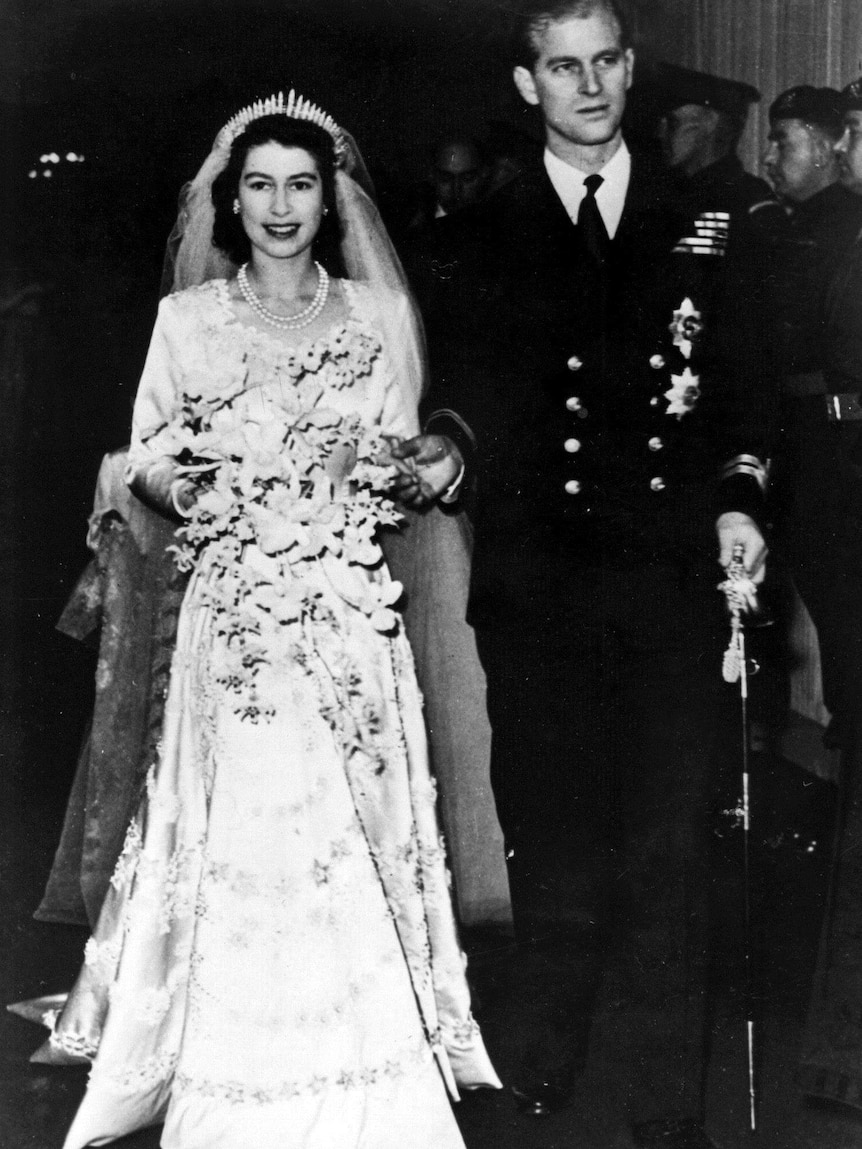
[513,10,633,153]
[836,110,862,196]
[432,144,488,214]
[763,118,828,202]
[658,104,718,173]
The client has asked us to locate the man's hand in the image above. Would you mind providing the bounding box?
[387,434,464,508]
[717,511,767,583]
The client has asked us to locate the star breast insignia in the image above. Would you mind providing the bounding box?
[668,297,704,360]
[664,366,701,419]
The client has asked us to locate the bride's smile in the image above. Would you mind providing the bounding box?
[238,142,325,265]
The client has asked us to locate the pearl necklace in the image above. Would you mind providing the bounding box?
[236,261,330,330]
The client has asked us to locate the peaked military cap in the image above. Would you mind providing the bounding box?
[769,86,843,136]
[652,63,760,118]
[841,77,862,112]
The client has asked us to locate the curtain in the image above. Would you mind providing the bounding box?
[643,0,862,175]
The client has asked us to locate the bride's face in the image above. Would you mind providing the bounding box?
[237,143,325,262]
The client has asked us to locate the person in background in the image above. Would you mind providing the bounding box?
[406,135,492,232]
[649,63,786,431]
[765,85,848,209]
[655,64,776,213]
[767,79,862,726]
[764,85,862,383]
[652,61,787,269]
[401,2,768,1146]
[787,79,862,1125]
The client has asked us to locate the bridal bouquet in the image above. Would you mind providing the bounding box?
[153,334,405,719]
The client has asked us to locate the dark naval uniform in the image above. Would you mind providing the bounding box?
[795,223,862,1111]
[409,152,768,1125]
[771,179,862,715]
[669,152,786,255]
[649,61,789,357]
[668,157,788,374]
[762,79,862,1111]
[771,182,862,387]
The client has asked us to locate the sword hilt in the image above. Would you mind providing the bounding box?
[719,542,759,621]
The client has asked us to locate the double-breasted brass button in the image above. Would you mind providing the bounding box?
[567,355,583,371]
[564,479,582,495]
[565,396,581,411]
[650,397,660,407]
[648,437,664,452]
[650,477,666,491]
[564,438,581,453]
[650,354,666,369]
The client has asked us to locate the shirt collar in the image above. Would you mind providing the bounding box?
[543,141,631,238]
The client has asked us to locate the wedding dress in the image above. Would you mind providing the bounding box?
[50,278,499,1149]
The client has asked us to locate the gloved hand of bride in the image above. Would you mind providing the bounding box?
[166,432,463,520]
[383,433,464,508]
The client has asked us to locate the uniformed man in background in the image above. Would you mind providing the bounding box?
[652,62,786,251]
[764,85,862,388]
[648,63,786,430]
[792,78,862,1117]
[768,79,862,733]
[766,85,849,213]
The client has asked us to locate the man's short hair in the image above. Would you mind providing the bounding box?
[508,0,632,69]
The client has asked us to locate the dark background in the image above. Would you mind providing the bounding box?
[4,0,531,303]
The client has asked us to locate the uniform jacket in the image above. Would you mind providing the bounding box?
[824,226,862,395]
[770,182,862,380]
[407,152,768,623]
[671,155,784,234]
[670,155,787,311]
[770,190,862,536]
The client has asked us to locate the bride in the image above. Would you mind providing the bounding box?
[48,92,500,1149]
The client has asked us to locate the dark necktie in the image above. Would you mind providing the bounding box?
[578,173,611,267]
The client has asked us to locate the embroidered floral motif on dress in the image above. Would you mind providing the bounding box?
[49,1029,99,1060]
[172,1038,430,1105]
[109,819,143,890]
[105,968,186,1027]
[195,828,359,908]
[145,766,182,822]
[156,843,204,933]
[444,1016,482,1045]
[99,1050,180,1093]
[84,936,123,970]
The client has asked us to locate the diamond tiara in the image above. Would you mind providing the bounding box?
[215,90,349,162]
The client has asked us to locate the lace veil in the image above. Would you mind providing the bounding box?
[161,102,427,411]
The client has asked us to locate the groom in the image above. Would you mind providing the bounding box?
[396,2,769,1145]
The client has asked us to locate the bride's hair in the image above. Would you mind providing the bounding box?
[211,115,342,266]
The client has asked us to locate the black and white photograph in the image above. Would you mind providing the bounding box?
[2,2,862,1146]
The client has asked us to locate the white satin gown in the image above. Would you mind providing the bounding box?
[50,279,500,1149]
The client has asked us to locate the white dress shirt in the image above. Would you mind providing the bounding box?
[543,141,631,239]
